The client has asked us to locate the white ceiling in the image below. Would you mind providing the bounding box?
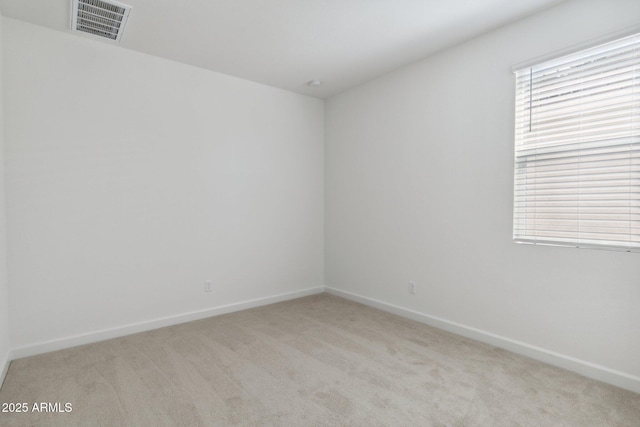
[0,0,566,98]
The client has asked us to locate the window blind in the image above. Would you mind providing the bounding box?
[513,32,640,252]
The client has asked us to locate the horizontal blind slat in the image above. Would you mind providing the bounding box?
[513,32,640,250]
[526,39,640,78]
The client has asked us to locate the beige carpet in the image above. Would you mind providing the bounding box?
[0,293,638,426]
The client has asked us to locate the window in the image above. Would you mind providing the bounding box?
[513,32,640,252]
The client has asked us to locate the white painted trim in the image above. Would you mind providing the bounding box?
[11,286,324,360]
[325,287,640,394]
[511,23,640,72]
[9,285,640,395]
[0,350,10,390]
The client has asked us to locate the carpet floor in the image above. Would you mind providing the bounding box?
[0,293,638,426]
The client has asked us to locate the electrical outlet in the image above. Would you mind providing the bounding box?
[205,280,213,292]
[408,281,416,295]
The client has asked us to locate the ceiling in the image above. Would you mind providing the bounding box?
[0,0,566,98]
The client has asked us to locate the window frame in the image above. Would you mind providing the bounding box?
[512,30,640,253]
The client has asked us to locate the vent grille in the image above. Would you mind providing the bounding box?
[71,0,131,41]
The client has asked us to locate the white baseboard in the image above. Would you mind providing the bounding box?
[11,286,324,360]
[0,350,10,390]
[8,285,640,395]
[325,287,640,394]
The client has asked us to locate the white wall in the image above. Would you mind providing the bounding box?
[2,0,639,394]
[0,11,11,383]
[3,18,324,353]
[326,0,640,386]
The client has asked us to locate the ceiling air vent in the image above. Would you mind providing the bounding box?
[71,0,132,42]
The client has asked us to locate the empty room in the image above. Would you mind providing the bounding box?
[0,0,639,425]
